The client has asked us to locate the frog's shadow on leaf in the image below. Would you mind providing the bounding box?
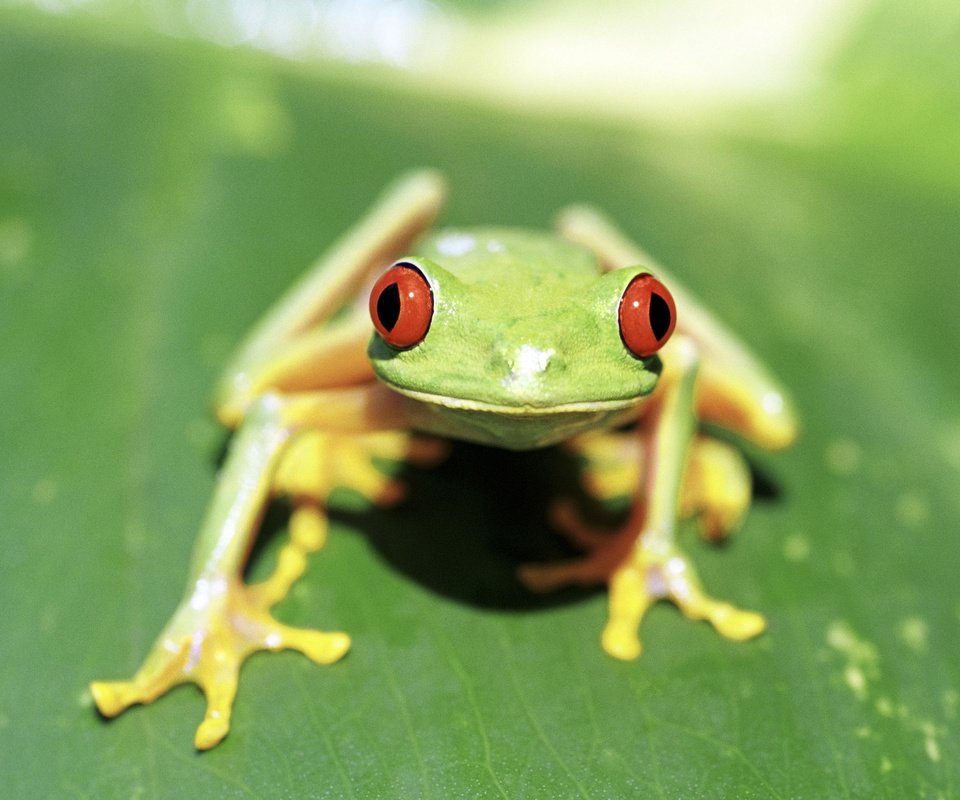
[343,441,604,611]
[239,434,785,614]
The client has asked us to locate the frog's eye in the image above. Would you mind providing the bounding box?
[618,272,677,358]
[369,262,434,349]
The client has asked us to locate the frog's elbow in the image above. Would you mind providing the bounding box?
[754,389,799,450]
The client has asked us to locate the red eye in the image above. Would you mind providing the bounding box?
[618,272,676,358]
[369,262,434,349]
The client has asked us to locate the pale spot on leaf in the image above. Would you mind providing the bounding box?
[219,78,292,156]
[894,490,929,528]
[875,696,894,717]
[942,689,959,719]
[825,437,861,475]
[0,216,33,278]
[31,477,59,504]
[921,720,942,763]
[783,532,810,562]
[827,620,879,701]
[844,665,867,699]
[898,616,928,654]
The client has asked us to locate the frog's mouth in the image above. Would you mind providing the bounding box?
[390,385,639,415]
[389,385,641,450]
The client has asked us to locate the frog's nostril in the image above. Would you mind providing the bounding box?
[498,344,556,395]
[512,344,554,376]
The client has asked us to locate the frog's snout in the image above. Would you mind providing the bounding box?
[497,343,558,396]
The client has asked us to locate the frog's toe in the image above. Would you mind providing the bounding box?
[191,615,348,749]
[651,550,767,643]
[194,669,239,750]
[276,626,352,665]
[701,604,766,641]
[195,715,230,751]
[598,543,767,658]
[90,679,158,718]
[90,639,192,718]
[548,499,618,551]
[518,549,625,593]
[92,580,350,749]
[601,622,643,661]
[517,561,579,593]
[601,565,654,660]
[90,681,127,717]
[247,501,338,608]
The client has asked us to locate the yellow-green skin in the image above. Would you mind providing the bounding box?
[371,228,660,450]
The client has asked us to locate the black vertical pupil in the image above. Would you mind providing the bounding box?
[649,292,671,341]
[376,282,401,332]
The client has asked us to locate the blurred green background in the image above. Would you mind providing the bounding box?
[1,1,958,797]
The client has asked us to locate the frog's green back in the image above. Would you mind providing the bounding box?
[416,228,600,287]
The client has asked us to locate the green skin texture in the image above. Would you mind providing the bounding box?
[368,228,662,450]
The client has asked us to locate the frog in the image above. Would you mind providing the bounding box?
[90,170,797,750]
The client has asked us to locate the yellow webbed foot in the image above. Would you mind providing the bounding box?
[92,427,446,749]
[91,566,350,750]
[603,545,766,661]
[518,502,765,660]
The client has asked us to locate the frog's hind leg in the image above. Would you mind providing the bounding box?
[215,169,447,426]
[91,384,413,750]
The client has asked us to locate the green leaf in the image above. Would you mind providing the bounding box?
[1,4,958,798]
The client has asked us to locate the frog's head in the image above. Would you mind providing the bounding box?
[366,230,675,450]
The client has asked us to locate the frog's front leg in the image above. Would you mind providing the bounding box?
[556,205,797,450]
[562,429,752,544]
[90,384,411,749]
[520,337,764,660]
[259,429,446,608]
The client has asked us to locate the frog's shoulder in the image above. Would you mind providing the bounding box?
[417,227,600,282]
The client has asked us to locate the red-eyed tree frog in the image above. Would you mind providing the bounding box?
[91,171,797,749]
